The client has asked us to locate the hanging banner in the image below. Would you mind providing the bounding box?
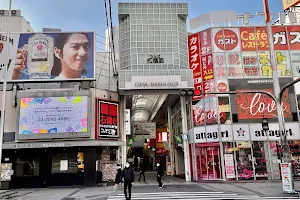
[125,109,131,135]
[188,33,201,78]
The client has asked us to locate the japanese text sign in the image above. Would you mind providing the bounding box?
[213,28,240,52]
[188,33,201,78]
[272,26,289,50]
[227,52,243,78]
[98,100,119,138]
[200,29,212,55]
[240,27,269,51]
[242,52,259,78]
[236,89,292,119]
[201,54,214,81]
[287,26,300,50]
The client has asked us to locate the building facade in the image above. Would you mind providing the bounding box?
[0,10,33,32]
[188,25,300,181]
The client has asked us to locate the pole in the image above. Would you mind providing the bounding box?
[180,96,191,181]
[0,0,12,185]
[120,95,127,167]
[167,107,175,176]
[263,0,291,164]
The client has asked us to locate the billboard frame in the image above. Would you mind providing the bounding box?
[0,31,96,83]
[15,90,92,140]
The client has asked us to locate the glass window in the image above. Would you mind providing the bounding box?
[16,157,40,177]
[51,153,78,174]
[235,141,254,180]
[252,141,268,179]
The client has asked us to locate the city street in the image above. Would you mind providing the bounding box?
[3,173,300,200]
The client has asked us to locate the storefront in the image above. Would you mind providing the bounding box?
[2,140,124,188]
[190,122,300,181]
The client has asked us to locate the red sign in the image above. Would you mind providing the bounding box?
[217,82,228,92]
[156,132,169,143]
[193,104,227,125]
[236,89,292,119]
[156,148,169,155]
[97,100,119,138]
[202,80,215,95]
[200,29,212,55]
[214,29,239,51]
[201,54,214,81]
[287,26,300,50]
[272,26,289,50]
[192,81,203,101]
[188,33,201,78]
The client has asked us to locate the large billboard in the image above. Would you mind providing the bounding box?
[0,32,95,82]
[16,90,91,140]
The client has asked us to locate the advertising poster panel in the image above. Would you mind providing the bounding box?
[236,89,292,119]
[0,32,95,82]
[17,95,91,140]
[213,53,226,78]
[242,52,259,78]
[97,101,119,138]
[226,52,243,78]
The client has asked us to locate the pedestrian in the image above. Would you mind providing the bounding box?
[156,163,164,188]
[114,164,122,190]
[121,162,135,200]
[138,158,146,182]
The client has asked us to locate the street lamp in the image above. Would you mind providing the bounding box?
[263,0,294,193]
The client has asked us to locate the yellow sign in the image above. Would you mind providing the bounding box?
[283,0,300,10]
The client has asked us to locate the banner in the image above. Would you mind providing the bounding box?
[133,122,156,139]
[0,32,95,82]
[97,101,119,138]
[188,33,201,78]
[199,29,212,55]
[236,89,292,119]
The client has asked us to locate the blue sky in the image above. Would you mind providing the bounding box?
[0,0,284,49]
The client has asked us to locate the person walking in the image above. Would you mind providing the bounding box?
[114,164,122,190]
[138,158,146,182]
[156,163,164,188]
[121,162,135,200]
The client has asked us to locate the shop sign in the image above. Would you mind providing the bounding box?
[232,124,251,141]
[287,26,300,50]
[134,81,179,88]
[199,29,212,55]
[201,54,214,81]
[272,26,289,50]
[281,163,294,193]
[194,125,233,143]
[224,154,235,179]
[226,52,243,78]
[188,33,201,78]
[236,89,292,119]
[249,122,300,141]
[213,53,227,78]
[133,122,156,139]
[97,101,119,138]
[240,27,268,51]
[275,51,292,77]
[216,79,229,94]
[125,109,131,135]
[291,51,300,77]
[242,52,259,78]
[213,28,241,52]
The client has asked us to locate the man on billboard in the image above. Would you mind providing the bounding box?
[11,32,94,81]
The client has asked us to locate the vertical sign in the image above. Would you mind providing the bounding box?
[125,109,131,135]
[188,33,202,101]
[224,154,235,178]
[281,163,294,193]
[98,101,119,138]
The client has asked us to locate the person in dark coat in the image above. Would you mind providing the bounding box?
[138,158,146,182]
[114,164,122,190]
[156,163,164,188]
[121,162,135,200]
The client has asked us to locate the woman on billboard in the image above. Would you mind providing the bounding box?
[12,32,92,80]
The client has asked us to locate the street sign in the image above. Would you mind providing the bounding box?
[282,0,300,10]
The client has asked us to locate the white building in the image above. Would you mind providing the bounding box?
[0,10,33,32]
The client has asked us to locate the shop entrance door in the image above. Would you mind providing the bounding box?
[197,143,222,180]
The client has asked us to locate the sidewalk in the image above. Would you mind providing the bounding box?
[199,181,300,197]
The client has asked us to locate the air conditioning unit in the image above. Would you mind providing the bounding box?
[11,10,21,16]
[0,10,8,16]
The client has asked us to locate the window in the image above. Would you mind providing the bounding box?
[51,153,78,174]
[16,158,40,177]
[110,147,117,161]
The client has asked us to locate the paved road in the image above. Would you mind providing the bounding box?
[105,185,299,200]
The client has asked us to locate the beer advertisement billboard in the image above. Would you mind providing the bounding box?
[0,32,95,82]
